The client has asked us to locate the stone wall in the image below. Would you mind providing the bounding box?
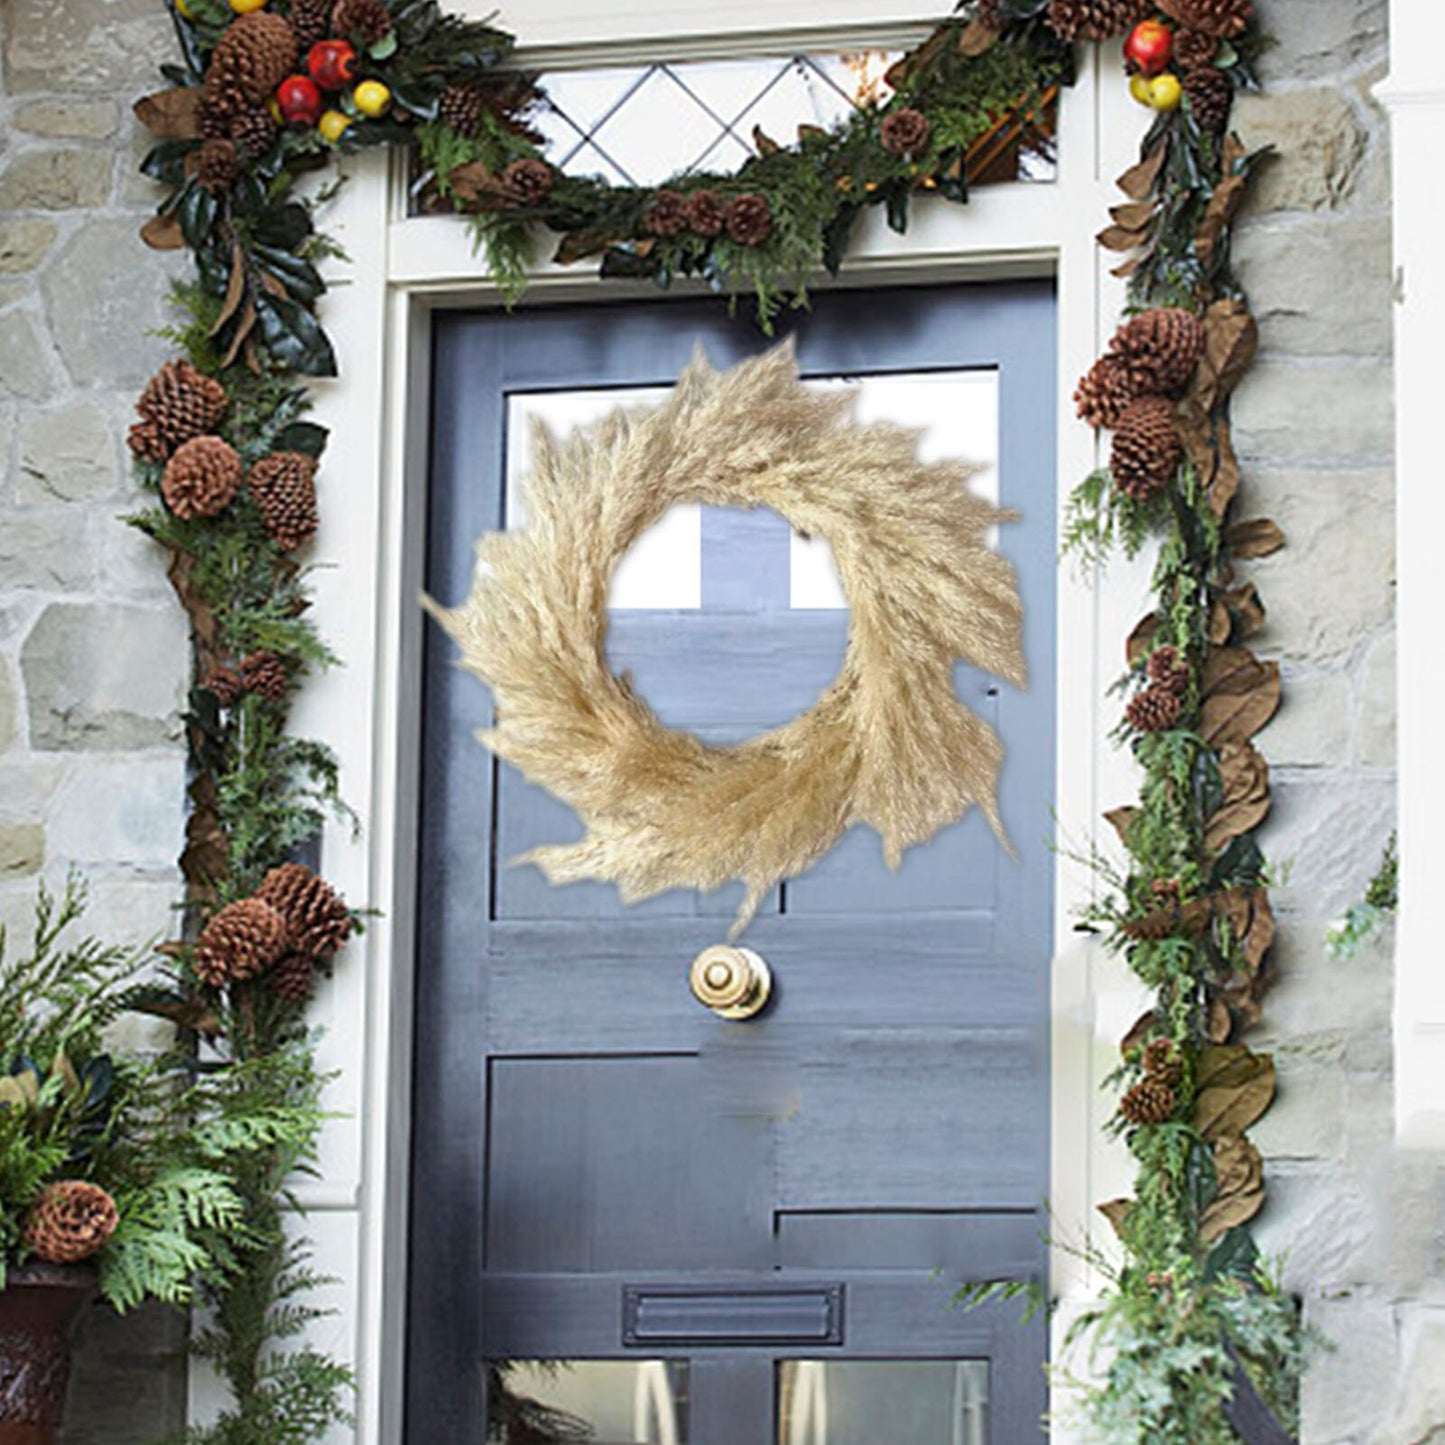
[0,0,1432,1441]
[1,2,189,1439]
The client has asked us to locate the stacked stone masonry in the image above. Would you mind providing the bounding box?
[0,0,1434,1439]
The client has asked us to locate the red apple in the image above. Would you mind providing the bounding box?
[307,39,357,92]
[1124,19,1174,77]
[276,73,324,126]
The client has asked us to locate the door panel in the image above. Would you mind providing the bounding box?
[410,284,1055,1444]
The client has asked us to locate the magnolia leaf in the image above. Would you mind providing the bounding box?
[1105,805,1139,848]
[752,124,781,156]
[1126,613,1161,667]
[1116,142,1166,201]
[1120,1010,1158,1056]
[140,212,186,250]
[886,24,951,87]
[1109,200,1156,231]
[1220,582,1267,640]
[1201,646,1281,746]
[1207,995,1233,1042]
[1195,1045,1275,1140]
[1204,1224,1260,1281]
[211,241,247,337]
[1207,415,1243,516]
[1202,299,1258,403]
[1111,255,1143,279]
[219,298,256,371]
[958,18,1001,56]
[1098,1198,1134,1238]
[1199,1132,1265,1243]
[1122,896,1212,940]
[1217,885,1276,974]
[1196,173,1246,270]
[553,230,623,265]
[1209,599,1232,646]
[1096,224,1142,253]
[1205,743,1271,854]
[1226,518,1286,559]
[797,123,828,143]
[134,86,202,139]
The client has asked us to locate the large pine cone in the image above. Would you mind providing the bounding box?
[1074,354,1136,430]
[1111,395,1182,500]
[1173,27,1219,69]
[230,104,280,160]
[205,11,299,114]
[288,0,334,49]
[240,650,290,702]
[684,189,726,237]
[205,664,245,708]
[25,1181,119,1264]
[331,0,392,46]
[197,138,239,195]
[880,107,931,157]
[1109,308,1205,395]
[1126,683,1183,733]
[269,950,317,1004]
[438,83,486,138]
[1158,0,1252,39]
[256,862,354,958]
[1184,66,1234,133]
[195,898,289,987]
[642,189,688,237]
[162,436,244,520]
[725,193,773,247]
[128,359,228,461]
[1119,1078,1177,1126]
[248,450,319,551]
[1142,1038,1185,1086]
[1046,0,1151,41]
[1146,643,1190,695]
[502,158,554,205]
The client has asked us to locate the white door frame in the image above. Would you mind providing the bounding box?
[221,28,1169,1445]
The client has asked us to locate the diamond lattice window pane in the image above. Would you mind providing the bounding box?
[588,67,727,185]
[733,59,858,146]
[561,141,638,188]
[532,103,588,165]
[691,132,754,177]
[542,66,652,137]
[666,56,796,130]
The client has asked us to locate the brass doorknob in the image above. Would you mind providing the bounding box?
[689,945,772,1020]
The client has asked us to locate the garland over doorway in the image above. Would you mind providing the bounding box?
[123,0,1302,1438]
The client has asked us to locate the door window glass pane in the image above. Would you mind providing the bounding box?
[490,1360,690,1443]
[776,1360,989,1445]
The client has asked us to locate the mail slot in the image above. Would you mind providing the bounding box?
[622,1286,845,1347]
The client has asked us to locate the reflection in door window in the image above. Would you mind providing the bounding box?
[777,1360,989,1445]
[489,1360,690,1443]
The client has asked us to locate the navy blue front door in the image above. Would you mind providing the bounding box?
[410,283,1056,1445]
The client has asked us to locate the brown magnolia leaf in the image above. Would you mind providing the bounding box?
[553,230,622,265]
[1217,885,1276,974]
[1126,613,1161,667]
[1195,174,1246,270]
[134,86,202,139]
[1222,134,1246,172]
[1199,1132,1265,1243]
[1225,518,1285,559]
[140,212,186,250]
[1109,200,1157,231]
[1122,897,1211,941]
[797,124,827,143]
[1116,142,1166,201]
[1202,299,1258,403]
[886,25,950,88]
[958,18,1001,55]
[1207,996,1233,1042]
[1207,416,1242,517]
[1201,646,1281,746]
[219,298,256,370]
[752,125,781,156]
[1096,224,1143,253]
[1219,582,1266,640]
[1111,256,1143,279]
[1194,1044,1275,1140]
[1209,599,1231,646]
[1105,806,1139,848]
[1175,399,1216,488]
[211,241,247,337]
[1205,743,1271,854]
[1120,1010,1158,1056]
[1098,1198,1134,1239]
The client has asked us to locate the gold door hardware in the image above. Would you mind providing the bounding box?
[688,945,773,1020]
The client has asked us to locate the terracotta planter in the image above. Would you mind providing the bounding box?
[0,1264,96,1445]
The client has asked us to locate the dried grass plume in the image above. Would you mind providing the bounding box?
[427,343,1025,934]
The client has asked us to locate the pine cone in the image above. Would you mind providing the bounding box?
[1074,354,1136,430]
[438,83,486,137]
[1046,0,1151,41]
[205,11,299,113]
[268,950,317,1004]
[1142,1038,1184,1086]
[1158,0,1252,39]
[162,436,244,520]
[194,897,289,987]
[256,862,354,958]
[1173,27,1219,69]
[240,650,289,702]
[205,664,245,708]
[288,0,334,49]
[880,107,931,157]
[1119,1077,1177,1126]
[1111,395,1182,500]
[1109,308,1205,395]
[1184,66,1234,133]
[331,0,392,46]
[501,157,554,205]
[230,105,280,160]
[198,97,232,141]
[725,193,773,247]
[684,189,726,237]
[197,137,239,194]
[24,1181,119,1265]
[642,188,688,237]
[128,359,228,460]
[248,450,319,551]
[1126,683,1183,733]
[1146,643,1190,694]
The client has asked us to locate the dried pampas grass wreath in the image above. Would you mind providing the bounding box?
[427,343,1026,935]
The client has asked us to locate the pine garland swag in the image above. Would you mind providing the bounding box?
[124,0,1306,1440]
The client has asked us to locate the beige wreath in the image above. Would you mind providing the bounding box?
[429,344,1026,934]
